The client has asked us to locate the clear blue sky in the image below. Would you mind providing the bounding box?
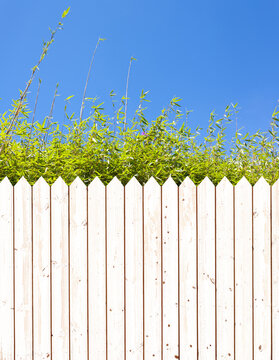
[1,0,279,137]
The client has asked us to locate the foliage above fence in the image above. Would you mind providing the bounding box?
[1,7,279,187]
[1,98,279,187]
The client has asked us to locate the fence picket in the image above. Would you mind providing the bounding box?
[0,178,14,360]
[144,177,161,360]
[197,177,215,360]
[179,177,197,359]
[235,177,253,360]
[88,177,106,360]
[107,177,125,360]
[125,177,143,360]
[51,177,69,360]
[272,179,279,358]
[33,177,51,360]
[216,177,234,359]
[69,177,88,360]
[253,177,271,359]
[14,177,32,360]
[162,177,179,359]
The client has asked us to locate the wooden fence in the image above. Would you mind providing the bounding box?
[0,175,278,360]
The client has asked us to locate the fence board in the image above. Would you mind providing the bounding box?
[179,177,197,359]
[33,177,51,360]
[162,177,179,359]
[107,177,125,360]
[51,177,69,360]
[125,177,143,360]
[235,177,253,360]
[69,178,88,360]
[216,177,234,359]
[0,178,14,360]
[272,179,279,358]
[88,177,106,360]
[197,177,215,360]
[143,177,161,360]
[14,177,32,360]
[253,177,271,359]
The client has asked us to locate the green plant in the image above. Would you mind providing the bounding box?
[1,9,279,186]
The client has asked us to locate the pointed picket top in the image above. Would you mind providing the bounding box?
[198,176,214,189]
[0,176,12,187]
[51,177,68,203]
[180,176,195,189]
[33,176,49,189]
[162,176,177,188]
[272,177,279,191]
[52,176,67,188]
[88,176,105,190]
[125,176,141,190]
[254,176,269,190]
[70,177,86,192]
[144,176,160,189]
[107,176,123,188]
[14,176,30,188]
[216,176,233,189]
[235,176,251,187]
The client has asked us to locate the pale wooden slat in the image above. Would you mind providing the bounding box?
[253,177,271,359]
[0,178,14,360]
[33,177,51,360]
[70,178,88,360]
[179,177,197,359]
[51,177,69,360]
[235,177,253,360]
[88,177,106,360]
[107,177,125,360]
[125,177,143,360]
[216,177,234,359]
[14,177,32,360]
[162,177,179,359]
[197,177,215,360]
[144,177,161,360]
[272,179,279,358]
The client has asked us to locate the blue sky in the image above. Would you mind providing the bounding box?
[1,0,279,138]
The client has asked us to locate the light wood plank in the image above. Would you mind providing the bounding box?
[14,177,32,360]
[253,177,271,359]
[125,177,143,360]
[107,177,125,360]
[33,177,51,360]
[0,178,14,360]
[162,177,179,359]
[69,177,88,360]
[235,177,253,360]
[51,177,69,360]
[272,179,279,358]
[216,177,234,359]
[197,177,215,360]
[179,177,197,359]
[88,177,106,360]
[144,177,161,360]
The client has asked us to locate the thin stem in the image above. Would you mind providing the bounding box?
[0,20,63,155]
[124,57,135,134]
[79,37,105,122]
[26,78,42,155]
[43,83,59,146]
[29,79,42,140]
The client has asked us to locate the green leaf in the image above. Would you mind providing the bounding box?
[62,7,70,19]
[65,95,74,101]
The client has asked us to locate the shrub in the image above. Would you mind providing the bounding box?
[1,9,279,186]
